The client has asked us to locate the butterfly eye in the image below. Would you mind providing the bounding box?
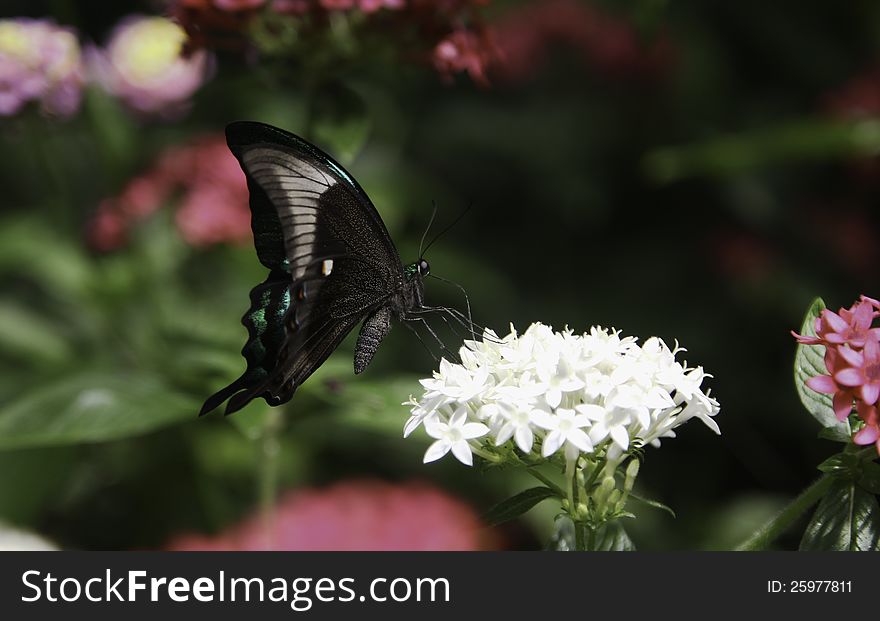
[418,259,430,276]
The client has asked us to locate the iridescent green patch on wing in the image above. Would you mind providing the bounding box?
[240,271,291,385]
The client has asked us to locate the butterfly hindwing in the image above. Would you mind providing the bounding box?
[201,122,406,415]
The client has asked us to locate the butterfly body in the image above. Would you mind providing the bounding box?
[200,121,430,417]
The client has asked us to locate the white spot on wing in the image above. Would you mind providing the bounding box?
[322,259,334,276]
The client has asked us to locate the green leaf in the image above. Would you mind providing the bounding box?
[857,462,880,495]
[0,300,73,365]
[593,521,636,551]
[793,298,851,435]
[0,372,199,450]
[799,479,880,551]
[818,426,852,443]
[483,486,559,526]
[816,453,861,476]
[628,491,677,518]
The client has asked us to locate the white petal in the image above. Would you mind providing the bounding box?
[609,425,629,451]
[514,426,534,453]
[571,414,593,428]
[403,414,423,438]
[495,422,515,446]
[588,422,608,444]
[424,419,448,439]
[450,441,474,466]
[542,430,563,457]
[545,388,562,409]
[461,422,489,440]
[575,403,605,421]
[530,409,557,430]
[566,428,594,452]
[423,440,450,463]
[698,414,721,435]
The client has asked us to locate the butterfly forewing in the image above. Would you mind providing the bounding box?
[200,122,405,416]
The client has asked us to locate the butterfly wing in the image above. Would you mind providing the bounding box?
[200,122,404,416]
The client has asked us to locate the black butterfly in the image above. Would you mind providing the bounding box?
[200,121,460,416]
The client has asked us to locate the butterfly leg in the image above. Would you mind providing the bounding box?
[403,316,460,363]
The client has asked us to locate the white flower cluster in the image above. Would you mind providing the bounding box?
[405,323,721,466]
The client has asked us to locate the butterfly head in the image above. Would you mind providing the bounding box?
[405,258,430,280]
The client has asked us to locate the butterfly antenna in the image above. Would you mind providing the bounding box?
[419,201,439,259]
[421,202,472,258]
[428,274,475,340]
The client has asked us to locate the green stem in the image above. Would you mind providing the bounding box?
[565,457,587,551]
[735,474,834,551]
[525,468,566,498]
[258,408,284,544]
[586,525,596,551]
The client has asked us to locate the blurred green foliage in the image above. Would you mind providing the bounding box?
[2,0,880,549]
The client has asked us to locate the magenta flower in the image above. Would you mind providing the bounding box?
[88,15,212,117]
[805,349,859,422]
[833,335,880,406]
[793,299,880,348]
[164,480,493,551]
[0,18,84,117]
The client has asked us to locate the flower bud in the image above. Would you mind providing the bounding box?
[624,459,640,494]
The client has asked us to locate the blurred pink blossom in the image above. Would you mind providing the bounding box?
[214,0,267,10]
[88,15,212,117]
[492,0,673,83]
[319,0,356,10]
[87,134,251,251]
[165,480,492,551]
[0,18,84,117]
[433,29,498,85]
[358,0,405,13]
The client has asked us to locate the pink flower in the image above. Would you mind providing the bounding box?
[88,15,212,117]
[319,0,356,10]
[793,299,880,348]
[213,0,266,9]
[805,349,859,422]
[0,19,84,117]
[165,480,494,551]
[833,335,880,406]
[358,0,405,13]
[86,201,128,252]
[433,29,498,85]
[176,184,251,246]
[491,0,672,83]
[87,134,251,251]
[796,294,880,455]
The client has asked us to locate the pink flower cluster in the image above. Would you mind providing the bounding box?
[165,480,491,551]
[172,0,498,84]
[794,295,880,452]
[87,134,251,251]
[490,0,673,83]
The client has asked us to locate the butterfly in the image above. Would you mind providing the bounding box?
[200,121,455,416]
